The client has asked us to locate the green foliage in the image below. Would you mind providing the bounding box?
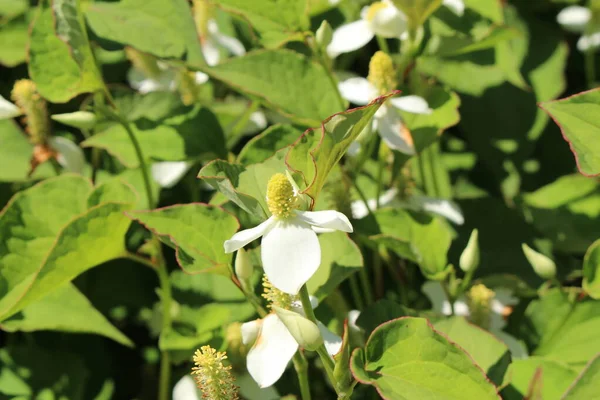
[583,239,600,299]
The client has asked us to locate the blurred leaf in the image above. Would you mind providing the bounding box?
[391,0,442,32]
[0,283,133,347]
[213,0,309,48]
[87,179,139,208]
[350,317,499,399]
[238,124,303,165]
[127,204,239,274]
[287,94,391,202]
[502,357,578,400]
[0,0,28,18]
[84,0,204,66]
[0,175,134,321]
[0,15,28,66]
[539,88,600,177]
[29,0,104,103]
[562,353,600,399]
[307,231,363,301]
[0,120,35,182]
[83,106,226,168]
[434,316,511,387]
[583,239,600,299]
[206,49,345,126]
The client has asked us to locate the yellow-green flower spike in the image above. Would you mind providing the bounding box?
[365,1,388,22]
[125,47,161,80]
[11,79,49,146]
[262,276,296,310]
[368,51,397,94]
[466,284,495,330]
[266,173,297,219]
[192,346,239,400]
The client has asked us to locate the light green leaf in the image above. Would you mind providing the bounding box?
[0,283,133,347]
[84,0,204,66]
[238,124,304,165]
[213,0,309,48]
[286,94,391,201]
[82,106,226,168]
[0,0,28,18]
[502,357,578,400]
[28,0,104,103]
[307,231,363,301]
[126,204,240,274]
[350,317,499,399]
[0,16,28,67]
[562,353,600,399]
[206,49,345,126]
[434,317,511,386]
[539,88,600,177]
[391,0,442,32]
[0,175,134,321]
[583,239,600,299]
[87,179,139,208]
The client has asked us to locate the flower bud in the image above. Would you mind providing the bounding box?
[234,248,253,287]
[522,244,556,280]
[51,111,97,130]
[316,20,333,48]
[273,306,323,351]
[459,229,480,273]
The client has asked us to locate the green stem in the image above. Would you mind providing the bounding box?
[123,252,156,269]
[373,246,384,299]
[359,266,375,306]
[122,120,155,208]
[349,274,365,310]
[293,352,312,400]
[441,281,455,316]
[376,35,390,54]
[228,101,260,149]
[298,285,337,391]
[585,50,596,89]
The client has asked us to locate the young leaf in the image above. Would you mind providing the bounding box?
[350,317,500,399]
[127,204,240,275]
[539,88,600,177]
[583,239,600,299]
[28,0,104,103]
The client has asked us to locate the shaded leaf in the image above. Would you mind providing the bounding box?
[238,124,303,165]
[583,239,600,299]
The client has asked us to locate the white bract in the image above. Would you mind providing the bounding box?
[241,293,341,388]
[201,19,246,66]
[557,5,600,52]
[422,281,527,358]
[224,173,353,294]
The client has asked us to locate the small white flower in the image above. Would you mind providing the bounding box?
[327,0,408,58]
[49,137,86,174]
[201,20,246,66]
[241,295,341,388]
[224,173,353,295]
[557,5,600,52]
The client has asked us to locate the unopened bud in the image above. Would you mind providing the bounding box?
[316,20,333,48]
[52,111,97,130]
[234,248,253,287]
[522,244,556,280]
[273,306,323,351]
[459,229,480,273]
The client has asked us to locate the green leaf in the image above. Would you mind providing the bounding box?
[350,317,499,399]
[583,239,600,299]
[127,204,240,274]
[206,49,345,126]
[562,353,600,399]
[238,124,304,165]
[28,0,104,103]
[391,0,442,32]
[0,283,133,347]
[84,0,204,66]
[333,322,353,395]
[213,0,309,48]
[0,15,28,66]
[539,89,600,177]
[307,231,363,301]
[434,317,511,387]
[355,299,418,335]
[521,175,600,254]
[0,175,134,320]
[83,106,226,168]
[286,94,391,201]
[502,357,578,400]
[87,179,139,208]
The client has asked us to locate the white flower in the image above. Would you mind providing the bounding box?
[557,5,600,52]
[201,20,246,66]
[351,188,464,225]
[241,296,341,388]
[172,375,199,400]
[422,281,528,358]
[151,161,194,188]
[327,0,408,58]
[442,0,465,16]
[225,174,353,294]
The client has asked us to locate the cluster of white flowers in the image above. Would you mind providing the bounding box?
[557,5,600,52]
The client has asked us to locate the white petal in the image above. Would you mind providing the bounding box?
[577,32,600,52]
[347,141,362,157]
[317,321,343,356]
[557,6,591,33]
[242,319,262,346]
[0,95,21,119]
[213,31,246,57]
[151,161,192,188]
[348,310,361,331]
[295,210,353,233]
[195,71,209,84]
[241,111,268,136]
[48,137,85,174]
[202,38,220,66]
[368,3,408,38]
[390,95,432,114]
[350,188,398,219]
[246,314,298,388]
[327,20,374,58]
[261,219,321,295]
[376,107,415,154]
[173,376,199,400]
[453,298,470,316]
[412,196,464,225]
[338,77,378,105]
[224,217,276,253]
[443,0,465,16]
